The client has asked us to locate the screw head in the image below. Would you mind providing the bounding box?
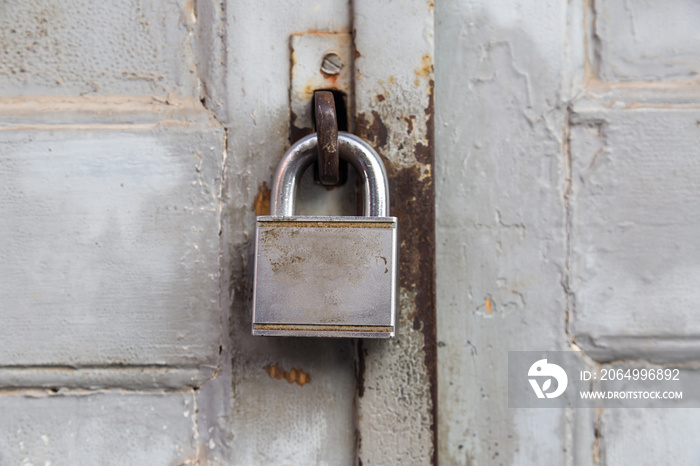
[320,52,343,75]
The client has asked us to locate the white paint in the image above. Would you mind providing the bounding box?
[437,0,700,464]
[0,0,200,97]
[0,118,223,387]
[207,1,359,464]
[594,0,700,82]
[601,408,700,465]
[0,391,198,465]
[436,1,570,464]
[570,109,700,359]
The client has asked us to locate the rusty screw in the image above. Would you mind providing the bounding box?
[320,52,342,75]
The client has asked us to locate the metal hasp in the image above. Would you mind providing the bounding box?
[252,132,399,338]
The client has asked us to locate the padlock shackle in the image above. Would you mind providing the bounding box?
[271,132,390,217]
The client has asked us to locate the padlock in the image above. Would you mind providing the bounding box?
[252,132,398,338]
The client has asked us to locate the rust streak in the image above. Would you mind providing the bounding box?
[416,75,437,466]
[355,340,366,398]
[355,75,437,464]
[414,79,435,164]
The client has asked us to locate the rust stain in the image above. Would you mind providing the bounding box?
[415,54,434,79]
[320,74,341,88]
[405,115,415,135]
[414,79,435,164]
[388,164,435,293]
[485,296,493,313]
[303,83,315,97]
[414,55,434,87]
[263,362,311,387]
[355,110,388,149]
[355,72,437,465]
[253,181,271,216]
[376,94,386,102]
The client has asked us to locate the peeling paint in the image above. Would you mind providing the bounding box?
[354,1,436,461]
[355,110,388,149]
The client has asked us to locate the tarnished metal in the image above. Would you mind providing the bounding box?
[314,91,340,185]
[253,133,398,338]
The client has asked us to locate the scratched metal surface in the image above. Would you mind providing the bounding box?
[253,220,397,328]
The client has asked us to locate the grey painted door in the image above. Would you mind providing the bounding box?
[0,1,436,464]
[6,0,699,464]
[437,0,700,464]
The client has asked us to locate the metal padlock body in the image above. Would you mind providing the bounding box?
[252,132,398,338]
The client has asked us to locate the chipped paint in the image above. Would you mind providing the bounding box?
[354,0,436,463]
